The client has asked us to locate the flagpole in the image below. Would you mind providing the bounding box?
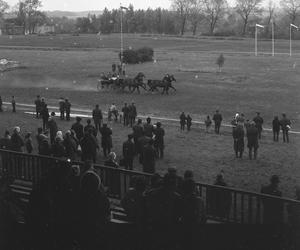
[272,20,275,56]
[290,24,292,57]
[255,26,257,56]
[120,4,124,64]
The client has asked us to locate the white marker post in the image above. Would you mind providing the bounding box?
[290,24,299,57]
[255,24,264,56]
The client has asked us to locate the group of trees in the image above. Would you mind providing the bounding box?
[1,0,300,38]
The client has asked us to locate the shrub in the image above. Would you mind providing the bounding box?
[119,46,154,64]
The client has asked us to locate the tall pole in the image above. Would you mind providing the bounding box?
[272,20,275,57]
[255,26,257,56]
[120,5,124,64]
[290,24,292,57]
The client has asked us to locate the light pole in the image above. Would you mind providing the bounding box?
[255,24,264,56]
[290,23,299,57]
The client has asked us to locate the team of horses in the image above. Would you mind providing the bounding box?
[97,72,177,94]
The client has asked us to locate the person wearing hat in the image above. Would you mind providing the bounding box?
[232,121,244,158]
[64,99,71,121]
[179,112,186,131]
[63,130,77,160]
[280,113,291,143]
[122,134,135,170]
[246,121,259,160]
[213,110,223,134]
[10,126,24,152]
[48,112,58,145]
[154,122,165,159]
[272,116,281,142]
[261,175,283,225]
[143,117,154,138]
[253,112,264,139]
[34,95,42,118]
[71,117,84,141]
[92,104,103,132]
[121,103,130,126]
[132,119,144,151]
[84,119,97,137]
[80,128,99,162]
[100,123,112,157]
[59,97,65,120]
[142,139,156,174]
[24,132,33,154]
[40,104,49,131]
[128,102,137,127]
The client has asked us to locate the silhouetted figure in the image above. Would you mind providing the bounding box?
[180,112,186,131]
[10,127,24,152]
[142,140,156,174]
[133,119,144,152]
[63,131,77,160]
[24,132,33,154]
[205,115,212,133]
[92,104,103,132]
[11,96,16,113]
[232,123,244,158]
[65,99,71,121]
[0,131,11,150]
[48,112,58,144]
[0,96,3,112]
[253,112,264,139]
[121,103,129,126]
[247,121,259,160]
[213,110,222,134]
[84,119,97,137]
[272,116,280,142]
[81,129,99,162]
[154,122,165,159]
[40,104,49,131]
[100,124,112,157]
[128,103,137,127]
[186,115,192,131]
[59,97,65,120]
[280,113,291,143]
[34,95,42,118]
[71,117,84,141]
[122,134,135,170]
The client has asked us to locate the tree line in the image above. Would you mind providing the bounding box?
[1,0,300,39]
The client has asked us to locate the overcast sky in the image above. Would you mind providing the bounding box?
[6,0,280,12]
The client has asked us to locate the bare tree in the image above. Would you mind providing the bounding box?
[188,0,204,35]
[0,0,8,20]
[235,0,263,36]
[264,1,276,37]
[172,0,193,35]
[203,0,227,35]
[280,0,300,24]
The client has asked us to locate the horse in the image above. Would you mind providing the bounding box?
[121,72,147,93]
[147,74,177,94]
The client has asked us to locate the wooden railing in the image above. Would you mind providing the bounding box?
[1,149,299,225]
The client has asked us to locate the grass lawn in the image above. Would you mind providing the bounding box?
[0,110,299,199]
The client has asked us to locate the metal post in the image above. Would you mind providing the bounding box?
[120,5,123,64]
[255,26,257,56]
[290,25,292,57]
[272,21,275,57]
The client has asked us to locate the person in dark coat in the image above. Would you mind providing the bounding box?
[121,103,129,126]
[122,134,135,170]
[154,122,165,159]
[142,139,156,174]
[34,95,42,118]
[64,99,71,121]
[144,117,154,138]
[40,104,49,131]
[11,96,16,113]
[47,112,58,145]
[38,135,51,156]
[137,132,151,164]
[84,119,97,137]
[24,132,33,154]
[179,112,186,131]
[186,115,192,131]
[213,110,222,134]
[128,103,137,127]
[232,123,244,158]
[253,112,264,139]
[0,131,11,150]
[59,97,65,120]
[280,113,291,143]
[10,127,24,152]
[92,104,103,132]
[80,129,99,162]
[71,117,84,142]
[51,132,65,157]
[261,175,283,225]
[100,124,112,157]
[246,121,259,160]
[272,116,281,142]
[132,119,144,151]
[63,131,77,160]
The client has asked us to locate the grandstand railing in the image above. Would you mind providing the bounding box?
[0,149,299,225]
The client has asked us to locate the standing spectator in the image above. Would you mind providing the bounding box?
[280,113,291,143]
[11,96,16,113]
[84,119,97,137]
[109,103,118,122]
[122,135,135,170]
[213,110,222,134]
[180,112,186,131]
[38,134,51,156]
[261,175,283,225]
[51,131,66,158]
[34,95,42,118]
[81,129,99,162]
[144,117,154,138]
[121,103,129,126]
[92,104,103,132]
[63,130,77,160]
[142,139,156,174]
[205,115,212,133]
[154,122,165,159]
[0,96,3,112]
[24,132,33,154]
[0,130,11,149]
[40,104,49,131]
[232,123,244,158]
[59,97,65,120]
[246,121,259,160]
[71,117,84,142]
[272,116,281,142]
[128,102,137,127]
[137,132,151,164]
[65,99,71,121]
[132,119,144,151]
[253,112,264,139]
[100,124,113,157]
[48,112,58,145]
[36,127,44,150]
[186,115,192,131]
[10,127,24,152]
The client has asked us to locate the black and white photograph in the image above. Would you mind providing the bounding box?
[0,0,300,249]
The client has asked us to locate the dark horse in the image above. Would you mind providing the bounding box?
[147,74,176,94]
[121,72,147,93]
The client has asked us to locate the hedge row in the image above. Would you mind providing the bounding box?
[119,47,154,64]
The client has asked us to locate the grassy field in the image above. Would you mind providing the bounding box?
[0,34,299,198]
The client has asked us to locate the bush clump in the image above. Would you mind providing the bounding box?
[120,47,154,64]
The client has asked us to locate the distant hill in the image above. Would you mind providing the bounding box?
[46,10,103,19]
